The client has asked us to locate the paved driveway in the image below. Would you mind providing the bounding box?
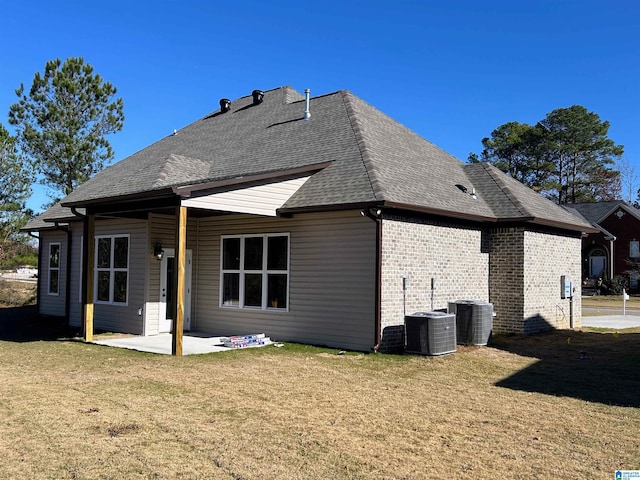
[581,314,640,329]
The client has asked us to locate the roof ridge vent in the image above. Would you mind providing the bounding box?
[252,89,264,105]
[219,98,231,113]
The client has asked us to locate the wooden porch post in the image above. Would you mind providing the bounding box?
[172,205,187,356]
[84,213,95,342]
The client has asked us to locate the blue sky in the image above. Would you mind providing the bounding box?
[2,0,639,213]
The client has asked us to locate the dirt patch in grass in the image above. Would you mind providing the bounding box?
[0,279,36,307]
[0,325,638,479]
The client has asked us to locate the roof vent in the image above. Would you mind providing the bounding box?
[219,98,231,113]
[252,90,264,105]
[304,88,311,120]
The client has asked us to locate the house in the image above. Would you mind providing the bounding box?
[566,201,640,292]
[23,86,595,354]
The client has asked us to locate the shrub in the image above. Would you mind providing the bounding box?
[603,275,628,295]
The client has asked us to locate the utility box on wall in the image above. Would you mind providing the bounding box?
[561,275,572,299]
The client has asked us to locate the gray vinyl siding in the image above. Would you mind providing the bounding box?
[68,223,84,327]
[92,218,148,334]
[145,214,198,335]
[39,230,67,317]
[195,210,376,351]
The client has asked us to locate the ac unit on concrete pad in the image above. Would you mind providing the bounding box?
[448,300,493,346]
[404,311,456,356]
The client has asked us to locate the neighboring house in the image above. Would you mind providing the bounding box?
[566,201,640,291]
[23,86,595,354]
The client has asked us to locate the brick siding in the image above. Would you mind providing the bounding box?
[379,215,582,351]
[379,215,490,352]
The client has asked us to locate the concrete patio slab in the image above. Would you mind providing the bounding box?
[94,333,272,355]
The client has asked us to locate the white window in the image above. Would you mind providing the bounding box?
[220,234,289,310]
[48,243,60,295]
[95,235,129,305]
[630,240,639,258]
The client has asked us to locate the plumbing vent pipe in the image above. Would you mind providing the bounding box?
[252,89,264,104]
[304,88,311,120]
[219,98,231,113]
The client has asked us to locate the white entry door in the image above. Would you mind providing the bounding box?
[159,248,192,333]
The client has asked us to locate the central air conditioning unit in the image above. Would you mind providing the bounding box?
[448,300,493,346]
[404,311,456,356]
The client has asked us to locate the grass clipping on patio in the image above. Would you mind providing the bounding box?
[0,330,638,479]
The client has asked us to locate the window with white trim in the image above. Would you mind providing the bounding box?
[220,234,289,310]
[48,243,60,295]
[95,235,129,305]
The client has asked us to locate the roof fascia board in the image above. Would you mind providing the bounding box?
[511,216,599,234]
[281,201,499,223]
[277,201,384,216]
[62,188,176,208]
[384,202,498,223]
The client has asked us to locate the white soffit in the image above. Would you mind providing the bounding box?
[182,176,311,216]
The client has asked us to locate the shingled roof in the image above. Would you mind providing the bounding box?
[569,200,640,224]
[29,85,591,232]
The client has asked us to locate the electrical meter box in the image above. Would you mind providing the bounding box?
[560,275,572,299]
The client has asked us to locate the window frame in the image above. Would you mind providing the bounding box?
[219,233,290,311]
[630,240,639,259]
[47,242,60,296]
[94,234,130,306]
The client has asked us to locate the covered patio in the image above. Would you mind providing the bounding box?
[93,333,274,355]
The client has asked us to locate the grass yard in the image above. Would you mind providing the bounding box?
[582,293,640,309]
[0,309,639,479]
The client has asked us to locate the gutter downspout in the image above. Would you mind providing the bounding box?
[71,207,88,336]
[361,208,382,351]
[609,237,615,280]
[28,231,43,313]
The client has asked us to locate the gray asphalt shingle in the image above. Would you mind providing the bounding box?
[27,85,591,232]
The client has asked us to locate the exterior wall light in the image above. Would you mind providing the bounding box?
[153,242,164,260]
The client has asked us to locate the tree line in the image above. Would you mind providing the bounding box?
[0,57,123,267]
[468,105,624,204]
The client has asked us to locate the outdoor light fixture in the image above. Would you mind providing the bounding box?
[360,208,383,221]
[153,242,164,260]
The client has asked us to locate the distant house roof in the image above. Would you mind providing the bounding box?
[27,86,592,233]
[569,200,640,225]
